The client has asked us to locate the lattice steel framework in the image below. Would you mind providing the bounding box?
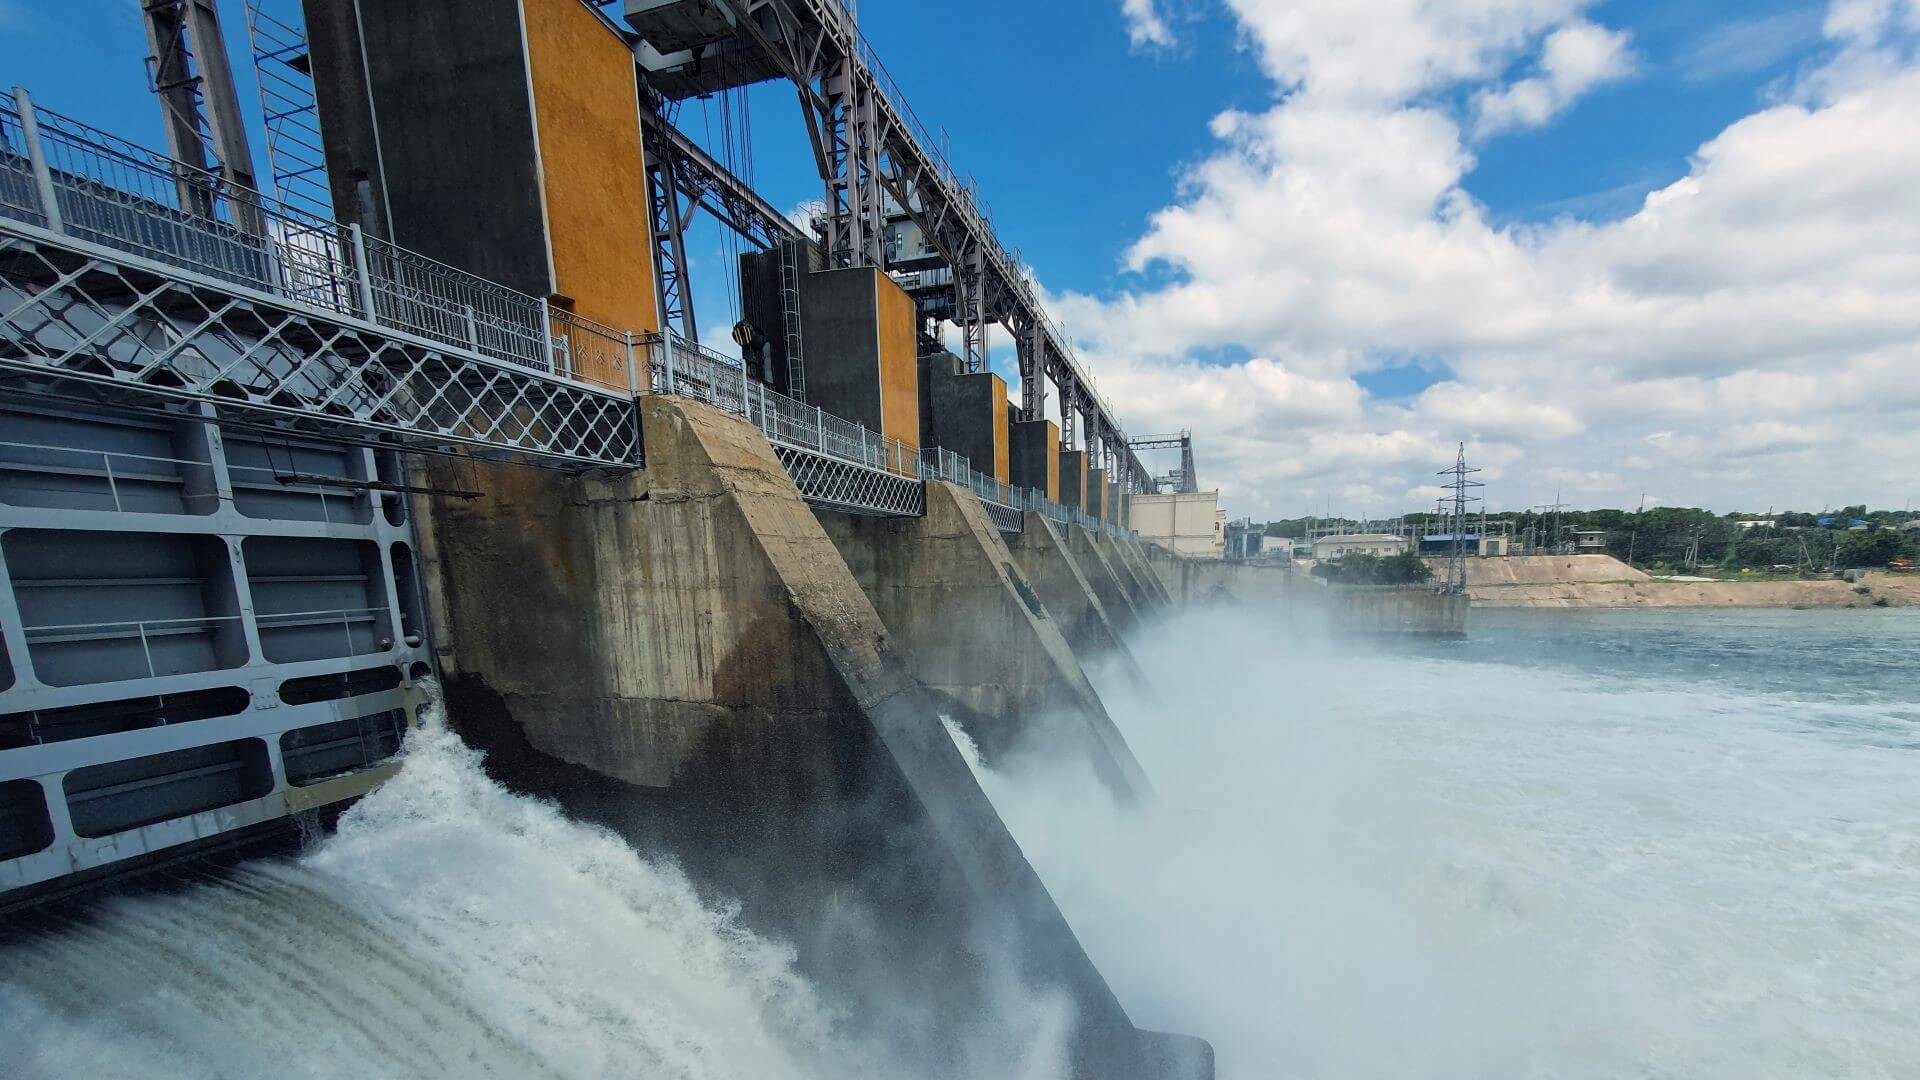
[774,444,924,517]
[1128,431,1198,494]
[689,0,1137,453]
[0,226,640,468]
[981,501,1024,535]
[1,79,1140,529]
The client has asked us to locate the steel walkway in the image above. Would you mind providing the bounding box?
[0,91,1124,537]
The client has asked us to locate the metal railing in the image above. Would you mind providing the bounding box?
[20,613,246,682]
[0,88,1139,532]
[22,604,394,682]
[1,89,632,398]
[652,333,922,480]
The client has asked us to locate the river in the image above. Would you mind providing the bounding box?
[993,605,1920,1079]
[4,606,1916,1078]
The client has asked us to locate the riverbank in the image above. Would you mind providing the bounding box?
[1420,554,1917,608]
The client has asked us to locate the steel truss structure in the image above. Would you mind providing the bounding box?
[641,109,805,344]
[2,85,1137,532]
[1127,431,1199,494]
[648,0,1152,495]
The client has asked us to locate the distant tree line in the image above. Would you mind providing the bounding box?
[1266,505,1920,571]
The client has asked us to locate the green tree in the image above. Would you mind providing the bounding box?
[1836,528,1903,568]
[1312,551,1433,585]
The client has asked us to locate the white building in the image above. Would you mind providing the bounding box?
[1131,491,1225,558]
[1310,533,1409,560]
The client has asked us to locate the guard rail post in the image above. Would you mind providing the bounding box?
[14,87,64,234]
[347,224,378,320]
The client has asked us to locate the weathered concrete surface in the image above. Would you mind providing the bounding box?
[1008,512,1149,685]
[1425,553,1651,586]
[818,482,1152,801]
[1137,546,1467,635]
[1327,588,1468,635]
[1092,531,1164,612]
[1068,525,1144,631]
[1466,576,1917,608]
[419,396,1199,1078]
[1420,553,1920,608]
[1110,535,1174,607]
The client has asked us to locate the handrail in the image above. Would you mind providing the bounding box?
[0,88,1137,535]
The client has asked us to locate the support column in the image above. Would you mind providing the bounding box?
[1059,448,1089,510]
[1016,320,1046,416]
[817,482,1150,801]
[823,56,884,268]
[1094,529,1161,612]
[1068,524,1142,633]
[1009,513,1149,686]
[418,395,1185,1076]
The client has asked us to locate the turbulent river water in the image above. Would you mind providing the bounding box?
[4,605,1917,1079]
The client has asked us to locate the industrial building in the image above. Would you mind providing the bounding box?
[1310,533,1411,560]
[1132,490,1225,558]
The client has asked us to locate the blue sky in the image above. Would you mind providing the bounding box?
[2,0,1822,312]
[6,0,1917,516]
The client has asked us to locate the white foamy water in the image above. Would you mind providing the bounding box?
[963,605,1920,1080]
[0,709,881,1080]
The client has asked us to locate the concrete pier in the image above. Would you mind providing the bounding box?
[1067,525,1144,631]
[1097,532,1169,610]
[1059,449,1089,510]
[417,396,1184,1075]
[1091,530,1161,614]
[818,482,1150,800]
[1009,419,1060,500]
[1117,538,1174,606]
[1008,512,1148,683]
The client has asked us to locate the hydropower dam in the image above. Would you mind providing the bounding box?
[0,1,1456,1074]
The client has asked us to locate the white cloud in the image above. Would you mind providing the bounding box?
[1122,0,1176,49]
[1473,21,1635,136]
[1681,9,1826,84]
[1054,0,1920,517]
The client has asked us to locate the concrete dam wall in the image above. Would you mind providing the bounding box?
[414,395,1208,1078]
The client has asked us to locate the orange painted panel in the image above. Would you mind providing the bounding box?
[874,272,921,455]
[1042,422,1059,502]
[989,375,1010,483]
[522,0,657,390]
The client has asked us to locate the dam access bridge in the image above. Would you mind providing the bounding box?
[0,4,1219,1076]
[0,0,1173,902]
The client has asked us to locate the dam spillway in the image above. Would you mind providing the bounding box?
[0,2,1219,1073]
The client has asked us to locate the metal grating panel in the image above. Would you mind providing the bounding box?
[0,228,639,468]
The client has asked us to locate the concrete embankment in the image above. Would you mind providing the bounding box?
[415,396,1203,1078]
[1444,555,1920,608]
[1468,574,1920,608]
[1439,554,1652,586]
[1137,546,1468,634]
[1007,513,1151,688]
